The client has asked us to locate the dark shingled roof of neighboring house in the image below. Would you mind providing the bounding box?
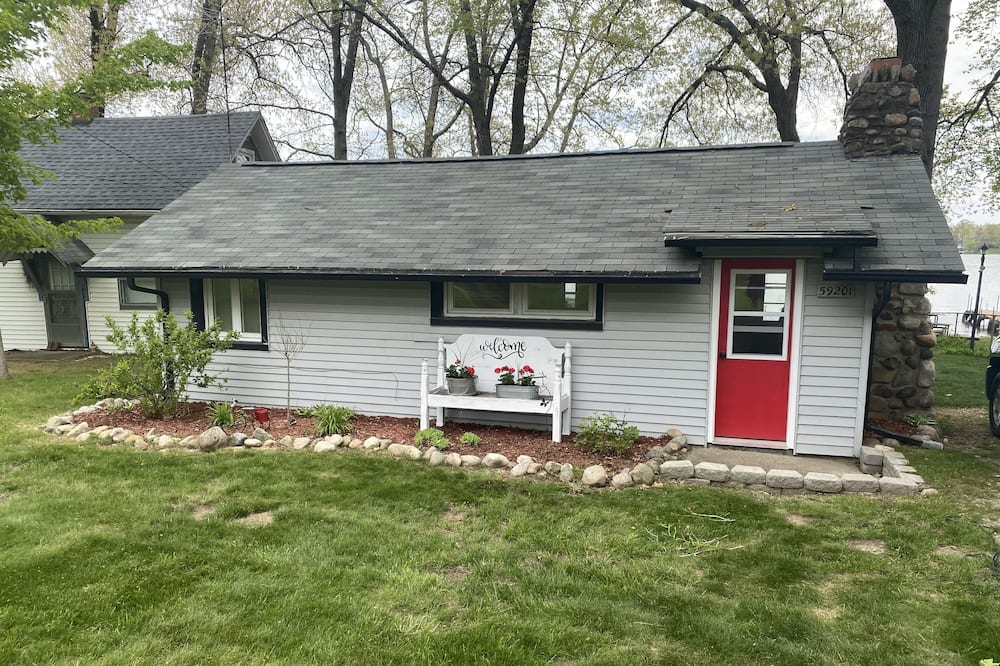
[80,140,967,283]
[15,112,276,214]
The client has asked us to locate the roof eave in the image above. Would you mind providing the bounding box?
[77,266,704,284]
[12,208,158,217]
[664,234,878,248]
[823,269,969,284]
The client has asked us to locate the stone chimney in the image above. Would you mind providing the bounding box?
[839,57,923,158]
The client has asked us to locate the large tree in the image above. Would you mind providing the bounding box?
[0,0,185,379]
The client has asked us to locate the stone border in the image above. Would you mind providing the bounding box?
[43,402,936,497]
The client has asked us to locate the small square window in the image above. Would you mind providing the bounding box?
[118,278,159,309]
[205,278,265,342]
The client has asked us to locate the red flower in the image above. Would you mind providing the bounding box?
[494,367,501,374]
[520,365,534,374]
[467,367,475,376]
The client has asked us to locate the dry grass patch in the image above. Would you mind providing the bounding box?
[442,565,471,582]
[933,545,969,558]
[192,504,215,521]
[234,511,273,527]
[784,513,810,527]
[847,539,887,554]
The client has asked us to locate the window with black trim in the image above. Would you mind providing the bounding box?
[432,281,602,329]
[204,278,265,342]
[118,278,159,309]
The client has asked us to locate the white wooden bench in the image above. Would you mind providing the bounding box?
[419,334,572,442]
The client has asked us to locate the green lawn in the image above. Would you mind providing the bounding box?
[933,336,990,409]
[2,357,1000,664]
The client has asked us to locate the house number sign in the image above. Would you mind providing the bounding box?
[817,284,856,298]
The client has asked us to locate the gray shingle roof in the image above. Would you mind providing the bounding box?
[16,112,269,213]
[82,140,966,282]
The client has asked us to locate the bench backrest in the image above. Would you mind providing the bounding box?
[442,334,566,395]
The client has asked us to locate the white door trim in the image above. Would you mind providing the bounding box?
[853,282,876,456]
[783,259,806,451]
[706,259,722,444]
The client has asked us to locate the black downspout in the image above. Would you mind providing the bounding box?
[862,281,893,434]
[126,277,170,313]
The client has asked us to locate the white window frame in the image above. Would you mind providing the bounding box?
[236,147,256,163]
[204,278,263,342]
[118,277,160,310]
[726,269,791,361]
[444,282,597,320]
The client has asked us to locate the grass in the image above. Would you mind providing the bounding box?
[3,357,1000,664]
[933,336,990,409]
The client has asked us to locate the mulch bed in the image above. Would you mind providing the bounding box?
[75,402,662,469]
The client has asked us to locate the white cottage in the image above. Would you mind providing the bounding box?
[80,129,965,458]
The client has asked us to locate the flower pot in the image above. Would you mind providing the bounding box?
[495,384,539,400]
[446,377,478,396]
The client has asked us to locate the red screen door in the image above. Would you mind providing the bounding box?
[714,259,795,442]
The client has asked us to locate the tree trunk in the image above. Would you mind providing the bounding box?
[508,0,537,154]
[330,0,366,160]
[191,0,223,115]
[460,0,493,156]
[884,0,952,176]
[0,327,9,380]
[88,2,123,117]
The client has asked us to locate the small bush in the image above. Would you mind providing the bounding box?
[414,428,450,450]
[205,401,236,429]
[75,310,236,418]
[313,404,356,436]
[574,413,640,456]
[296,405,318,418]
[459,432,481,446]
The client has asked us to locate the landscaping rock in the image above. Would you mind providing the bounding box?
[558,463,574,483]
[860,446,884,467]
[667,440,684,453]
[290,437,311,450]
[659,460,694,480]
[544,461,562,475]
[920,440,944,450]
[144,428,158,442]
[665,428,684,440]
[920,488,939,497]
[694,462,729,483]
[730,465,766,485]
[75,433,92,443]
[251,428,271,442]
[841,473,879,493]
[112,429,133,443]
[582,465,608,487]
[879,476,918,496]
[67,422,90,438]
[73,405,98,417]
[527,462,542,474]
[611,469,634,489]
[510,461,531,478]
[387,443,422,459]
[55,424,75,435]
[669,435,688,448]
[630,463,655,486]
[483,453,510,469]
[877,439,900,450]
[363,436,381,450]
[765,469,804,489]
[156,435,174,449]
[46,415,72,428]
[451,453,468,467]
[228,432,248,447]
[179,435,198,448]
[277,435,294,448]
[516,455,535,465]
[262,439,277,448]
[803,472,843,493]
[348,438,363,449]
[197,426,229,451]
[125,434,144,446]
[326,434,344,447]
[313,439,337,453]
[645,446,666,460]
[428,450,446,467]
[91,426,110,436]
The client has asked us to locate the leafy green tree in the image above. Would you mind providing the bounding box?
[0,0,187,379]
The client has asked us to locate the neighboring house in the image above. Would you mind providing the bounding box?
[1,112,279,351]
[80,62,966,457]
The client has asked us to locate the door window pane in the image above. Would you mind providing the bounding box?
[525,283,594,312]
[730,271,788,356]
[48,261,75,291]
[450,283,511,310]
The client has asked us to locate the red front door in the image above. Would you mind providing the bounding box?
[714,260,795,442]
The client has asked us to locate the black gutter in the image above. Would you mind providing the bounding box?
[862,280,893,430]
[824,270,968,284]
[665,235,878,248]
[81,268,705,284]
[126,277,170,313]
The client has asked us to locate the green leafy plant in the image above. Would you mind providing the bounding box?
[459,431,481,446]
[313,404,356,436]
[904,413,936,427]
[205,401,236,429]
[445,359,476,379]
[296,405,318,418]
[414,428,450,449]
[494,365,536,386]
[574,413,640,456]
[75,310,236,418]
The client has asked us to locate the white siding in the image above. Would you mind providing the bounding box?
[793,260,871,457]
[0,261,47,350]
[169,274,715,442]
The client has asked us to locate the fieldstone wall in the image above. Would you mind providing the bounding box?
[869,282,937,418]
[839,57,923,158]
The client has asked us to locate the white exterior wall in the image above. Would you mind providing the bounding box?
[172,272,715,443]
[0,261,47,350]
[793,260,872,457]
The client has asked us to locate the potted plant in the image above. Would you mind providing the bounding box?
[494,364,539,399]
[446,359,478,395]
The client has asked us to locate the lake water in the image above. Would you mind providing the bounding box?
[928,253,1000,335]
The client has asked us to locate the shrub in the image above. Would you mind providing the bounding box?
[206,401,236,429]
[313,404,356,436]
[574,413,640,456]
[296,405,318,418]
[76,310,236,418]
[459,431,481,446]
[414,428,450,450]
